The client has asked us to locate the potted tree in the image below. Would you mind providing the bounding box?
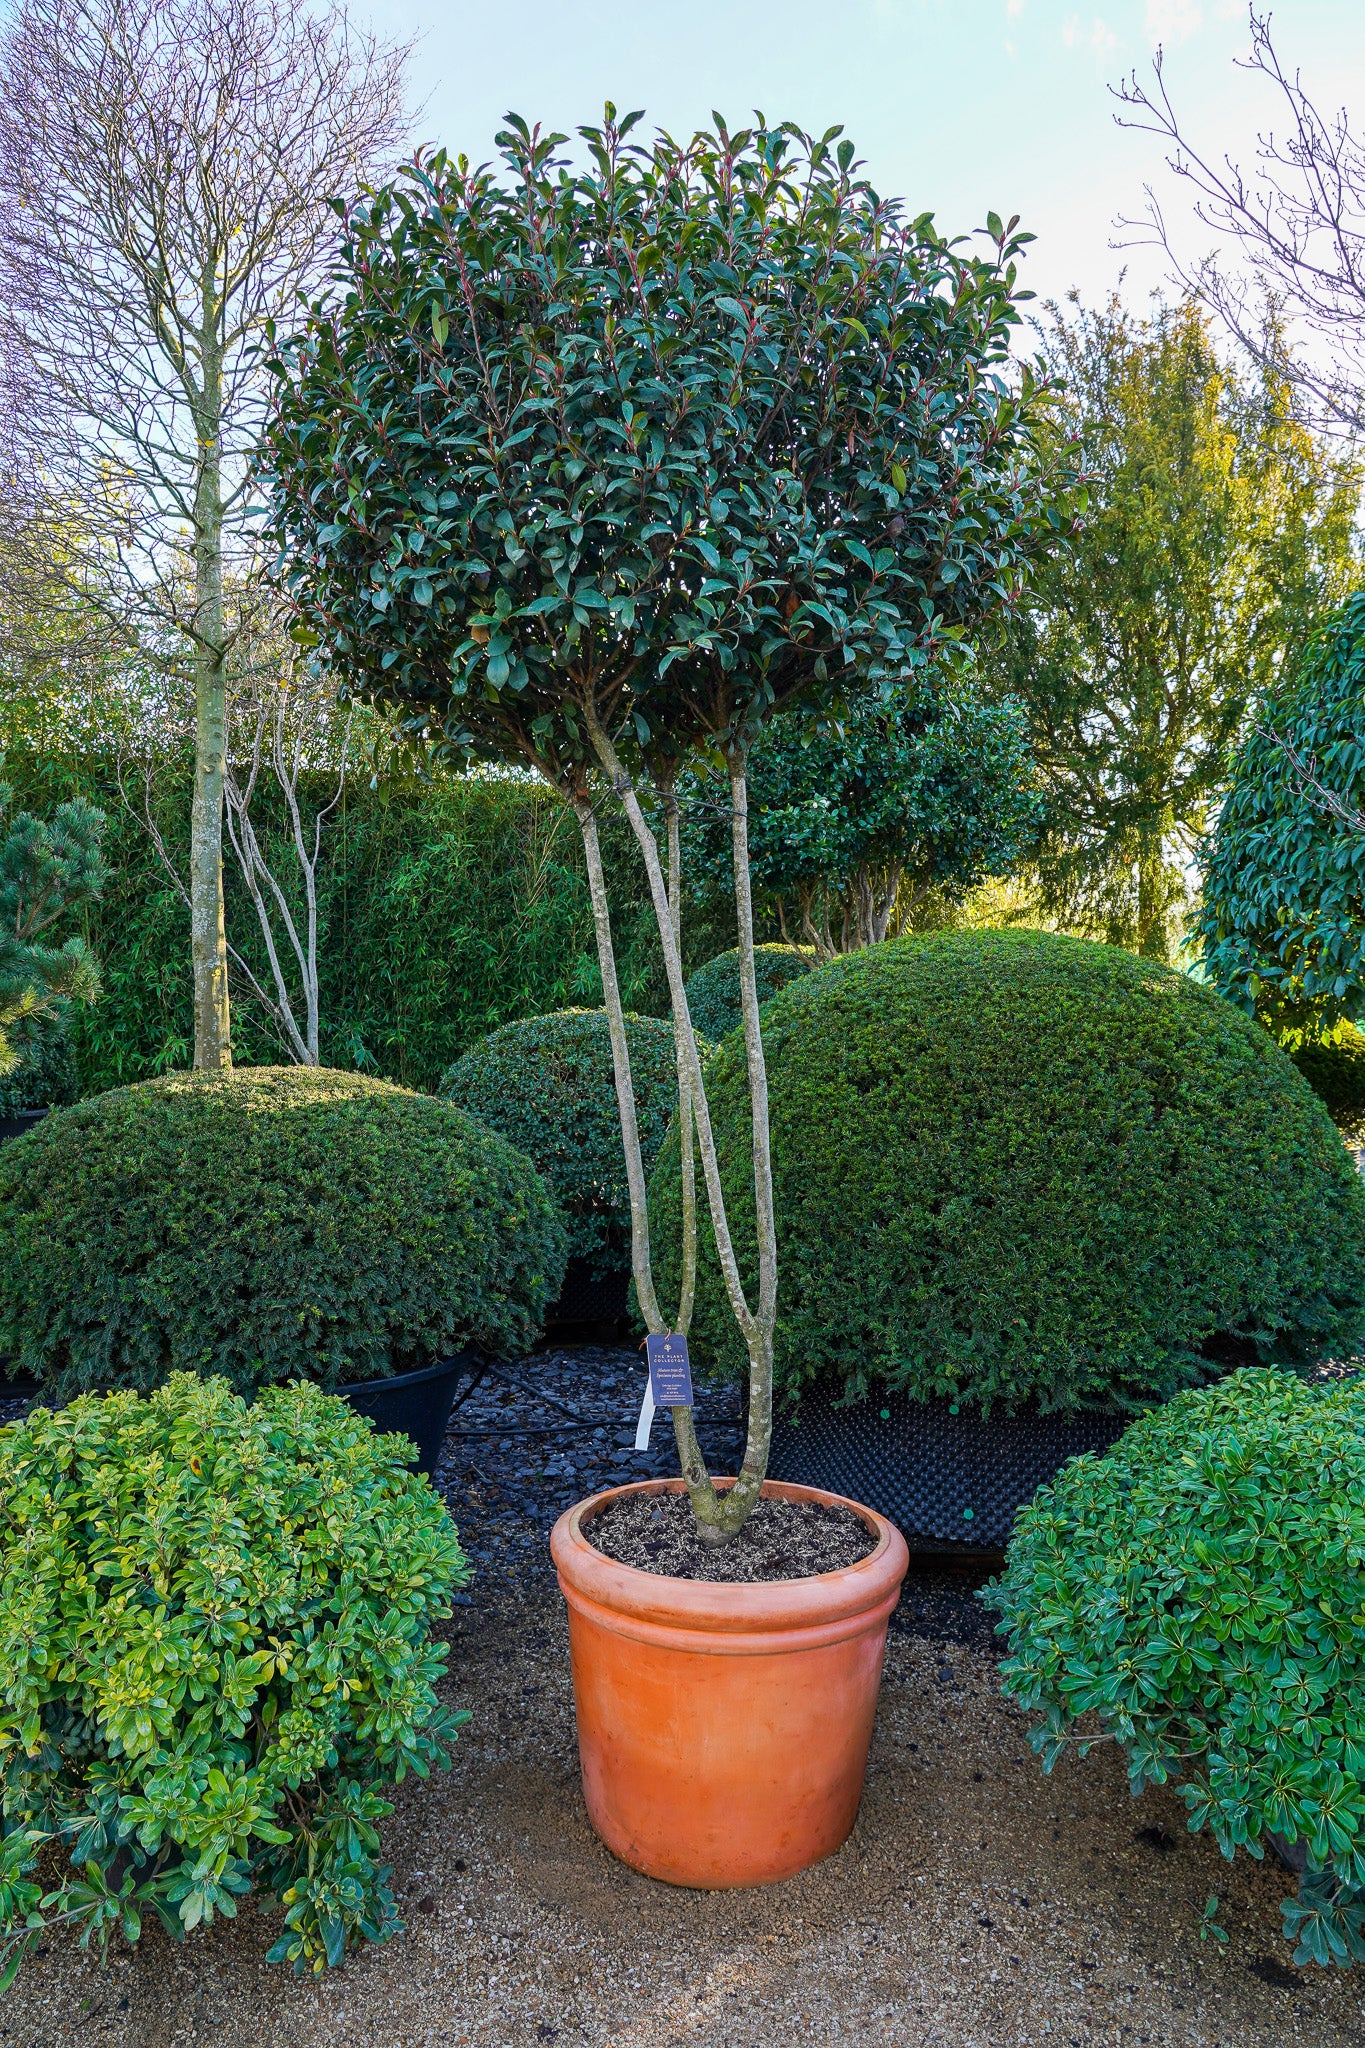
[263,110,1075,1884]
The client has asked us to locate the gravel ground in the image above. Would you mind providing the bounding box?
[2,1344,1361,2047]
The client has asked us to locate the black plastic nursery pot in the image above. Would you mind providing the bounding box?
[546,1256,632,1328]
[768,1385,1133,1554]
[0,1109,48,1144]
[340,1350,483,1477]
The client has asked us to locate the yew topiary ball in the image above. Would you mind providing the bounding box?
[0,1066,567,1398]
[442,1009,680,1277]
[649,930,1365,1411]
[682,943,815,1043]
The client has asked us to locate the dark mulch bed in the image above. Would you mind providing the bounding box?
[585,1486,877,1581]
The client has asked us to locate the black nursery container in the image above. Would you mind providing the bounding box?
[769,1387,1133,1554]
[340,1350,483,1477]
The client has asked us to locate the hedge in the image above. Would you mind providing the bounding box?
[0,751,739,1097]
[648,929,1365,1411]
[0,1067,567,1397]
[984,1369,1365,1969]
[682,943,814,1043]
[442,1008,681,1275]
[1292,1024,1365,1140]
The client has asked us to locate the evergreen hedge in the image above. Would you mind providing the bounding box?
[649,930,1365,1411]
[984,1370,1365,1970]
[442,1009,681,1276]
[0,1067,566,1398]
[1292,1024,1365,1140]
[0,753,738,1097]
[683,943,814,1043]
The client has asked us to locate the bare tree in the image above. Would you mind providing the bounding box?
[1115,8,1365,436]
[0,0,407,1069]
[222,653,353,1067]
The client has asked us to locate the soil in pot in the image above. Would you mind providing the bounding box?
[587,1488,876,1581]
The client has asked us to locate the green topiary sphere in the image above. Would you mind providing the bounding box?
[0,1066,567,1398]
[983,1369,1365,1969]
[442,1009,681,1277]
[682,943,815,1043]
[649,930,1365,1411]
[0,1373,470,1982]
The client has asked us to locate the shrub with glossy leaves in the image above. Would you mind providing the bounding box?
[0,1066,567,1398]
[1201,590,1365,1034]
[0,1373,470,1986]
[983,1370,1365,1970]
[682,945,814,1044]
[649,930,1365,1410]
[442,1009,680,1275]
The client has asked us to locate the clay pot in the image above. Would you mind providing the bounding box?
[550,1476,910,1888]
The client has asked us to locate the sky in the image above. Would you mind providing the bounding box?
[357,0,1365,326]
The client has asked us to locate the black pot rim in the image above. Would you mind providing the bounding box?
[341,1348,484,1398]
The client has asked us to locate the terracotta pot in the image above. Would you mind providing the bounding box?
[550,1476,910,1888]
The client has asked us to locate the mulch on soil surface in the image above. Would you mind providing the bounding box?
[585,1488,877,1580]
[2,1344,1362,2048]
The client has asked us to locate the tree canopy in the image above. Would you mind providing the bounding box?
[681,676,1040,956]
[263,110,1076,791]
[986,295,1362,960]
[0,777,106,1081]
[1200,589,1365,1036]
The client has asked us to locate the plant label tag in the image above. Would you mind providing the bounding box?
[646,1333,694,1409]
[633,1378,655,1451]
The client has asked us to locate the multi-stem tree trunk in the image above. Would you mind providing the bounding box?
[578,710,780,1544]
[190,328,230,1070]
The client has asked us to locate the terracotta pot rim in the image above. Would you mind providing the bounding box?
[550,1476,910,1636]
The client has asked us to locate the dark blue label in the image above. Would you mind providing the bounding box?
[646,1333,694,1408]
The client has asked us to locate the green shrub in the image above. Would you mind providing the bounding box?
[682,943,814,1043]
[0,1066,567,1398]
[649,930,1365,1411]
[0,1014,76,1115]
[982,1369,1365,1969]
[0,1373,470,1984]
[1292,1025,1365,1140]
[442,1009,681,1276]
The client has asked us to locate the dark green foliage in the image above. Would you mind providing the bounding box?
[1201,590,1365,1033]
[681,680,1040,954]
[0,1014,76,1115]
[649,930,1365,1410]
[0,1372,470,1986]
[0,1067,567,1398]
[683,945,815,1044]
[0,774,105,1083]
[1291,1024,1365,1139]
[262,114,1075,786]
[442,1008,680,1275]
[0,752,732,1096]
[983,1370,1365,1970]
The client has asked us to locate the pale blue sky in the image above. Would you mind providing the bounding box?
[359,0,1365,320]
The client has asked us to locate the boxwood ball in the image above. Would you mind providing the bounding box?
[648,930,1365,1411]
[0,1066,567,1399]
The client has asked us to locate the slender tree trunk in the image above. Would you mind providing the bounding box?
[1136,822,1170,962]
[573,791,717,1514]
[190,320,230,1070]
[582,706,773,1540]
[663,785,698,1335]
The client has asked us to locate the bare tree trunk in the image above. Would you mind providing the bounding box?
[663,786,698,1335]
[191,341,230,1070]
[573,791,717,1516]
[582,705,772,1540]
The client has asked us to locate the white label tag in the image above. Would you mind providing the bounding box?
[634,1377,656,1451]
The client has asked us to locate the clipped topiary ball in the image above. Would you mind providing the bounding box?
[682,943,814,1043]
[983,1369,1365,1969]
[0,1066,567,1398]
[0,1373,469,1982]
[442,1009,680,1276]
[649,930,1365,1412]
